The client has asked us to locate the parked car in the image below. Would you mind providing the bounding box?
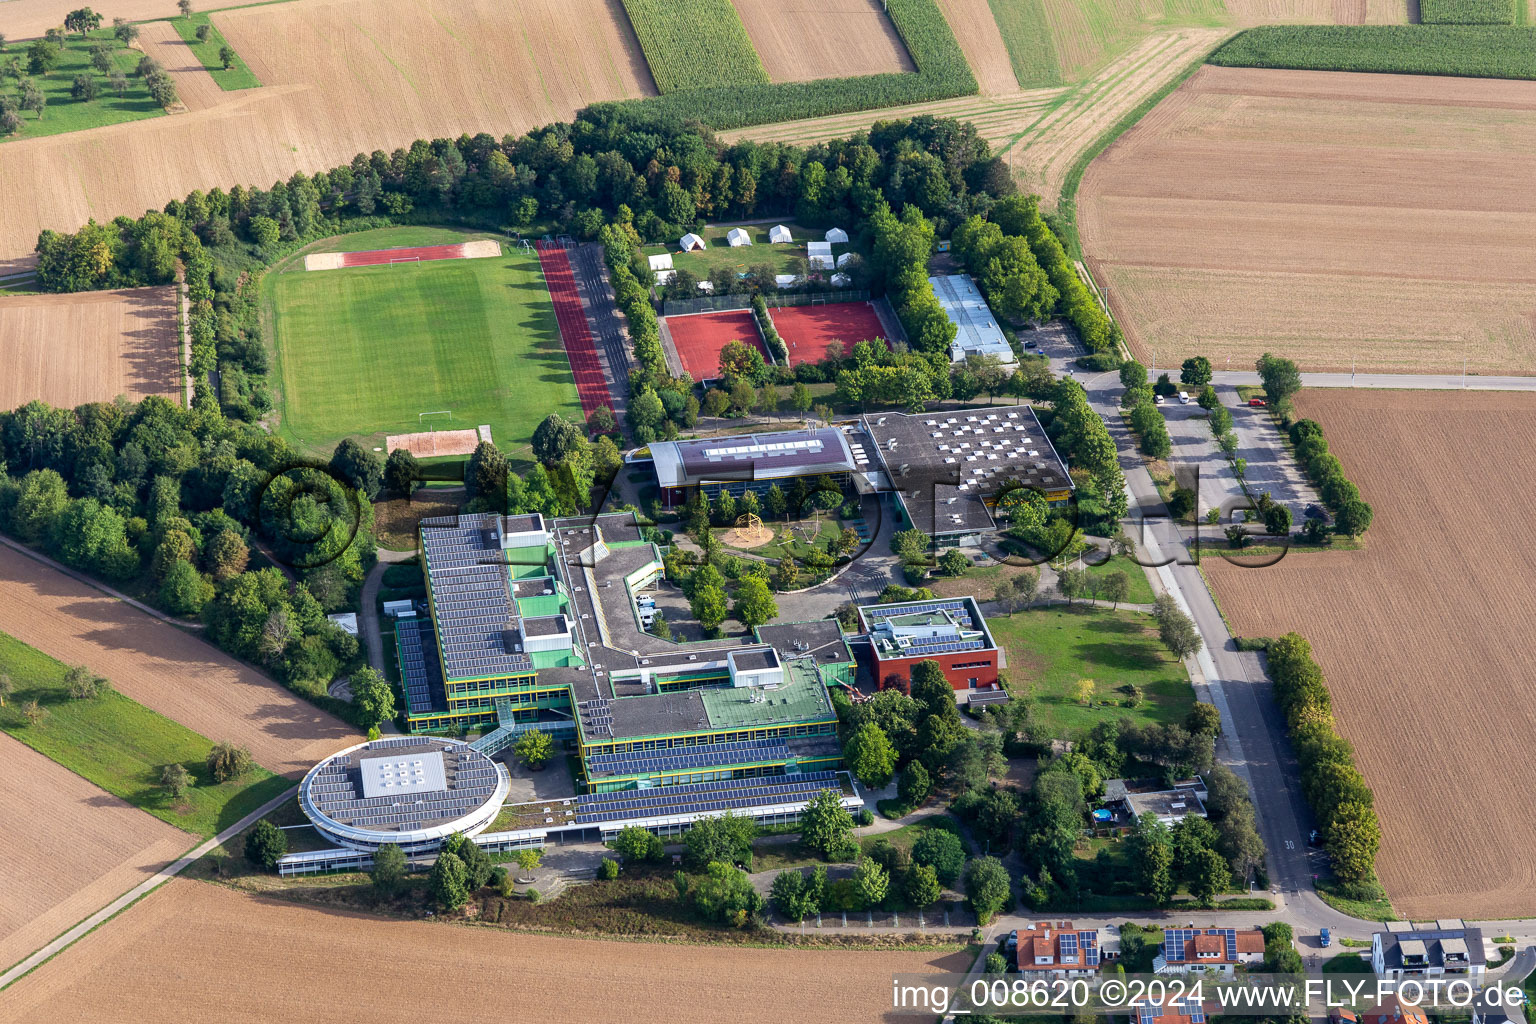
[1320,928,1331,948]
[1024,339,1037,349]
[1248,397,1267,407]
[1178,391,1191,404]
[1155,394,1166,405]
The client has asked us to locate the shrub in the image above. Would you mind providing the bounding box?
[244,819,287,870]
[597,857,620,880]
[912,827,965,886]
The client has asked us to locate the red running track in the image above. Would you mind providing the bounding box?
[338,243,474,267]
[536,243,608,420]
[769,301,889,365]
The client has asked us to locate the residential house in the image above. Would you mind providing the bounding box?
[1371,921,1485,979]
[1154,927,1266,975]
[1004,922,1100,976]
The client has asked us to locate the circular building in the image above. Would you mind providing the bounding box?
[299,736,509,854]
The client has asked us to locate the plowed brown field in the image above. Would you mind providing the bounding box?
[1205,389,1536,919]
[135,20,223,113]
[0,879,971,1022]
[934,0,1018,94]
[0,545,356,777]
[0,735,189,974]
[1081,66,1536,376]
[0,0,653,260]
[0,287,179,411]
[732,0,914,83]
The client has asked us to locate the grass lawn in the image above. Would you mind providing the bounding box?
[0,29,165,142]
[860,816,974,859]
[267,227,581,456]
[724,517,843,562]
[1082,555,1156,604]
[987,605,1196,735]
[643,222,858,283]
[1315,878,1395,922]
[935,554,1154,607]
[1322,951,1371,975]
[170,13,260,90]
[0,631,292,838]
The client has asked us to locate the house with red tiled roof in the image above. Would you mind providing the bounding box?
[1153,926,1267,974]
[1004,921,1100,976]
[1360,996,1430,1024]
[1128,994,1211,1024]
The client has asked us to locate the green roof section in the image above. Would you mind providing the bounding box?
[506,543,552,580]
[701,658,835,730]
[515,592,567,618]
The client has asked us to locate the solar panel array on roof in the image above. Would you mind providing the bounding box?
[1138,1004,1156,1024]
[1060,932,1077,958]
[421,515,535,682]
[572,772,839,825]
[306,740,501,832]
[586,738,792,778]
[861,599,973,626]
[1163,928,1238,964]
[1081,931,1100,967]
[395,617,446,714]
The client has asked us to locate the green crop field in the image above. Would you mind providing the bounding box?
[1209,25,1536,79]
[171,14,261,90]
[0,28,165,142]
[0,632,291,837]
[620,0,768,92]
[987,0,1062,87]
[267,227,582,455]
[987,605,1195,735]
[1421,0,1515,23]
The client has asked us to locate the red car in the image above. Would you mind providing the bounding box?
[1248,398,1267,407]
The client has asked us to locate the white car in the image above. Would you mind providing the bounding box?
[1155,394,1166,405]
[1178,391,1191,404]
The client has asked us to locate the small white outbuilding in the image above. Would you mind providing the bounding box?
[648,253,674,271]
[830,273,851,287]
[775,274,799,288]
[697,280,714,293]
[824,227,849,244]
[726,227,752,247]
[835,252,855,268]
[808,255,834,271]
[768,224,793,244]
[679,233,706,252]
[654,269,676,286]
[807,240,832,258]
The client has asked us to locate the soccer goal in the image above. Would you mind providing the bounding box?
[419,410,453,432]
[390,256,421,265]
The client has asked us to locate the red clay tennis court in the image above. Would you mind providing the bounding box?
[768,301,889,365]
[665,311,768,381]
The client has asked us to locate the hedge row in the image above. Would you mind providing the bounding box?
[1284,415,1373,537]
[619,0,768,93]
[599,224,666,381]
[587,0,977,130]
[1209,25,1536,80]
[1266,633,1381,890]
[1420,0,1515,24]
[751,293,789,362]
[989,195,1116,353]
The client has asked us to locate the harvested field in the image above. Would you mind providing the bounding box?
[0,734,188,975]
[1224,0,1407,24]
[1082,66,1536,375]
[0,879,971,1022]
[935,0,1021,93]
[134,19,222,113]
[2,0,177,39]
[732,0,915,83]
[0,0,652,261]
[1041,0,1226,83]
[0,545,356,777]
[0,286,179,411]
[1204,389,1536,919]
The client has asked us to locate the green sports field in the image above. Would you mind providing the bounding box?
[268,229,582,455]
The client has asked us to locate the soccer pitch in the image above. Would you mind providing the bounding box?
[268,240,582,454]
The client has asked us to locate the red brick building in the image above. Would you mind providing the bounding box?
[858,597,1001,700]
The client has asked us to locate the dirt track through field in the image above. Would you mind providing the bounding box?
[0,0,653,261]
[0,286,180,411]
[934,0,1019,93]
[0,735,189,974]
[135,20,223,113]
[0,879,971,1022]
[732,0,914,83]
[1082,66,1536,375]
[1205,389,1536,919]
[0,546,356,777]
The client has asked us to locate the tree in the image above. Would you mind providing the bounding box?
[206,740,254,782]
[384,448,419,496]
[65,664,108,700]
[897,760,931,808]
[1119,359,1147,389]
[195,23,211,43]
[442,833,494,890]
[371,843,406,896]
[1190,847,1231,906]
[1186,703,1222,737]
[1264,503,1292,537]
[853,857,890,909]
[690,582,728,633]
[27,41,60,76]
[905,862,942,908]
[22,700,48,726]
[205,529,249,582]
[1129,818,1175,905]
[428,851,470,910]
[800,788,855,859]
[71,74,99,102]
[845,722,898,788]
[892,528,928,563]
[1056,566,1086,606]
[245,819,287,869]
[693,861,764,927]
[160,761,192,800]
[1326,803,1381,883]
[611,826,664,863]
[178,0,193,14]
[1100,569,1130,609]
[1257,352,1302,407]
[350,667,396,731]
[1072,678,1095,706]
[113,18,140,46]
[910,661,956,719]
[938,548,969,577]
[108,70,126,96]
[0,673,11,707]
[1154,595,1204,660]
[682,812,756,867]
[771,869,817,921]
[732,576,777,628]
[66,7,104,36]
[160,558,212,615]
[1197,384,1219,410]
[514,847,543,879]
[330,438,383,499]
[1334,499,1373,537]
[1180,356,1212,387]
[962,856,1011,924]
[465,441,510,506]
[514,729,554,770]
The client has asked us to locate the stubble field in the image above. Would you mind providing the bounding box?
[0,879,971,1023]
[0,0,653,261]
[731,0,915,83]
[0,286,180,411]
[0,734,189,975]
[934,0,1020,93]
[1081,66,1536,375]
[0,545,356,777]
[1204,389,1536,919]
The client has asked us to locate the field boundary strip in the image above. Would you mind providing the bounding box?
[536,243,611,418]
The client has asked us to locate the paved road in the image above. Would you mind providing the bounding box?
[1211,370,1536,392]
[570,243,632,425]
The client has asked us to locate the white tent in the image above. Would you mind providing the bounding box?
[807,240,832,257]
[825,227,849,244]
[654,269,676,285]
[726,227,752,247]
[697,280,714,293]
[679,233,706,252]
[768,224,792,244]
[648,253,674,271]
[835,252,855,268]
[830,272,851,287]
[775,274,799,288]
[808,254,834,271]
